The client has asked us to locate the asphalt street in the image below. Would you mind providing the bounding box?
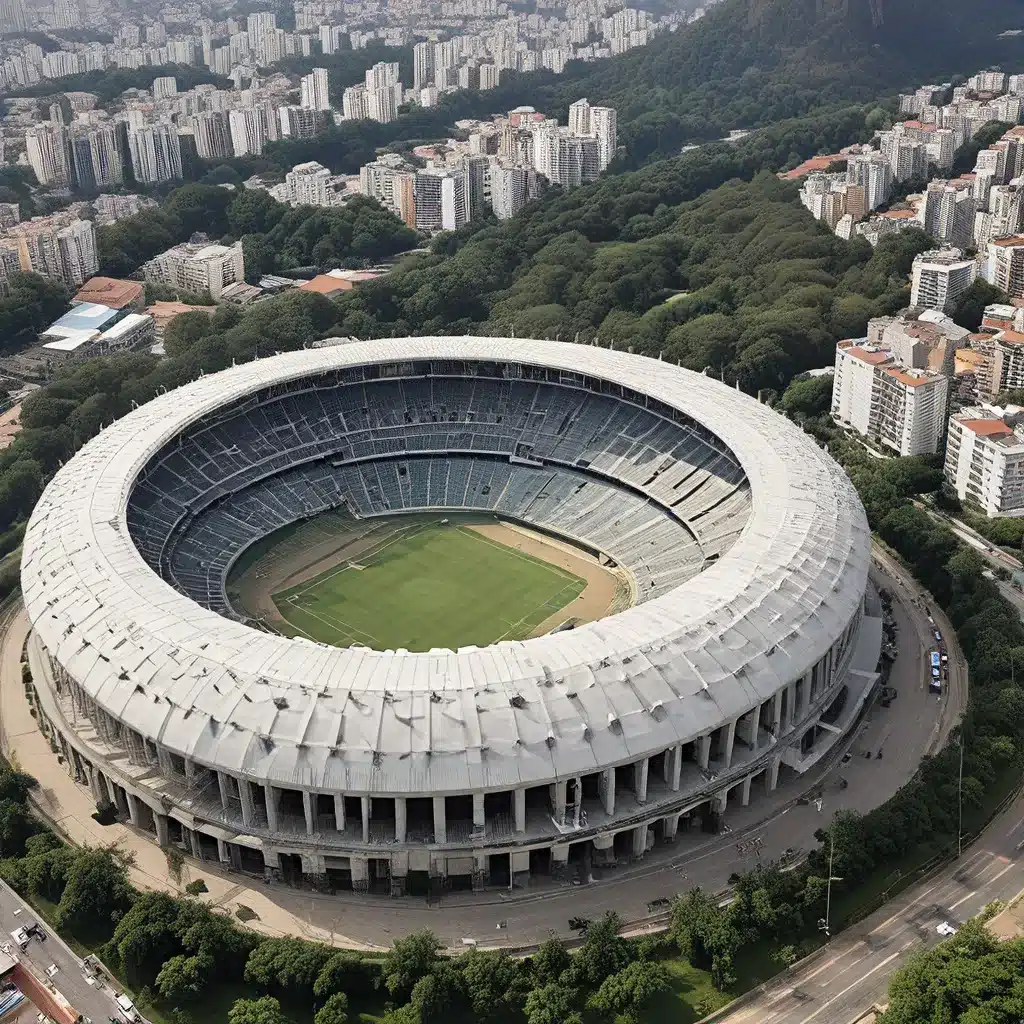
[0,876,131,1023]
[713,792,1024,1024]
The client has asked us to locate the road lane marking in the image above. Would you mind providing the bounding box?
[796,941,918,1024]
[949,863,1018,911]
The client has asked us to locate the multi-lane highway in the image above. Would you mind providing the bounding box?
[710,791,1024,1024]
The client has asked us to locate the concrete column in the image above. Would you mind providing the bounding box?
[740,776,752,807]
[671,745,682,791]
[551,844,569,869]
[723,719,736,770]
[713,790,728,815]
[552,780,567,826]
[664,814,679,841]
[303,791,315,835]
[264,784,278,832]
[601,767,615,815]
[103,774,117,807]
[334,794,346,831]
[766,755,781,792]
[88,767,105,807]
[189,829,202,859]
[433,796,447,844]
[698,734,711,770]
[217,771,232,812]
[569,777,580,828]
[635,758,649,804]
[395,797,407,843]
[360,795,370,843]
[472,792,485,831]
[154,811,169,846]
[124,790,140,826]
[631,825,648,858]
[216,837,229,863]
[514,788,526,833]
[801,670,812,715]
[350,856,369,890]
[240,779,256,828]
[786,682,797,727]
[772,692,782,736]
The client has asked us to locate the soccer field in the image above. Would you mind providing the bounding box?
[272,522,587,651]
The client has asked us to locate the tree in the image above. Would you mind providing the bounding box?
[314,950,379,999]
[314,992,348,1024]
[381,930,441,1002]
[244,937,334,995]
[565,914,633,989]
[531,937,571,984]
[779,374,833,419]
[0,799,35,858]
[459,949,531,1023]
[105,891,182,987]
[952,278,1006,332]
[524,983,580,1024]
[156,952,213,1002]
[227,996,289,1024]
[588,959,671,1017]
[53,847,134,940]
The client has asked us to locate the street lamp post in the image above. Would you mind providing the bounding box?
[957,733,964,859]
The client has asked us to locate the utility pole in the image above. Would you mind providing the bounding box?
[824,832,835,938]
[957,733,964,859]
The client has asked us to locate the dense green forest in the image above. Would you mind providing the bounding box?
[95,183,419,278]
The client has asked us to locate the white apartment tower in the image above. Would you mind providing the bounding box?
[279,105,319,139]
[127,125,182,184]
[413,41,434,90]
[300,68,330,112]
[342,85,368,121]
[191,111,232,160]
[988,236,1024,299]
[945,409,1024,517]
[846,152,893,211]
[25,124,71,187]
[910,249,976,312]
[228,107,268,157]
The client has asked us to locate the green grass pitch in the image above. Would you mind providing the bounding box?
[272,523,586,651]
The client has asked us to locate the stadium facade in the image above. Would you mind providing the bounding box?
[21,338,880,895]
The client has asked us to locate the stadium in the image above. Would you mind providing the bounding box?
[21,337,880,896]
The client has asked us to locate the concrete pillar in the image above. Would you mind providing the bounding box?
[88,767,105,807]
[216,837,229,863]
[740,776,752,807]
[723,719,736,770]
[303,791,315,835]
[766,755,781,793]
[698,734,711,770]
[103,774,117,807]
[124,791,140,826]
[552,780,567,826]
[395,797,407,843]
[671,744,682,791]
[334,794,346,831]
[264,784,278,832]
[572,777,582,827]
[713,790,728,815]
[189,829,202,859]
[433,796,446,844]
[635,758,649,804]
[514,788,526,833]
[360,795,370,843]
[240,779,255,828]
[350,856,369,891]
[511,849,530,884]
[601,767,615,816]
[772,692,782,736]
[631,825,648,858]
[786,682,797,728]
[664,814,679,841]
[217,771,232,813]
[154,811,169,846]
[801,670,812,715]
[551,844,569,869]
[472,792,485,831]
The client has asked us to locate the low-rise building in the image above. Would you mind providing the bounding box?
[142,241,245,300]
[72,276,145,311]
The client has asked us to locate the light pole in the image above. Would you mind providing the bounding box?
[957,732,964,859]
[818,823,843,940]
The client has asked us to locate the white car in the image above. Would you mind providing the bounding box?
[115,994,139,1021]
[936,921,957,937]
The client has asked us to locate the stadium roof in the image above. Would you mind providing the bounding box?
[21,338,871,795]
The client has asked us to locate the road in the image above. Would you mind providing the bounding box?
[711,791,1024,1024]
[0,874,131,1023]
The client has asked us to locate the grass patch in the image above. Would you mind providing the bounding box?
[273,522,585,651]
[644,958,731,1023]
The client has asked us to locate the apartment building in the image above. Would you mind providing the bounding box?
[945,408,1024,516]
[988,236,1024,298]
[831,339,949,455]
[142,241,244,300]
[910,249,976,312]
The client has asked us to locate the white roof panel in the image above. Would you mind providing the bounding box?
[21,337,871,795]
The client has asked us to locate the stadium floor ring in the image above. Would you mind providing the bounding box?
[21,338,875,890]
